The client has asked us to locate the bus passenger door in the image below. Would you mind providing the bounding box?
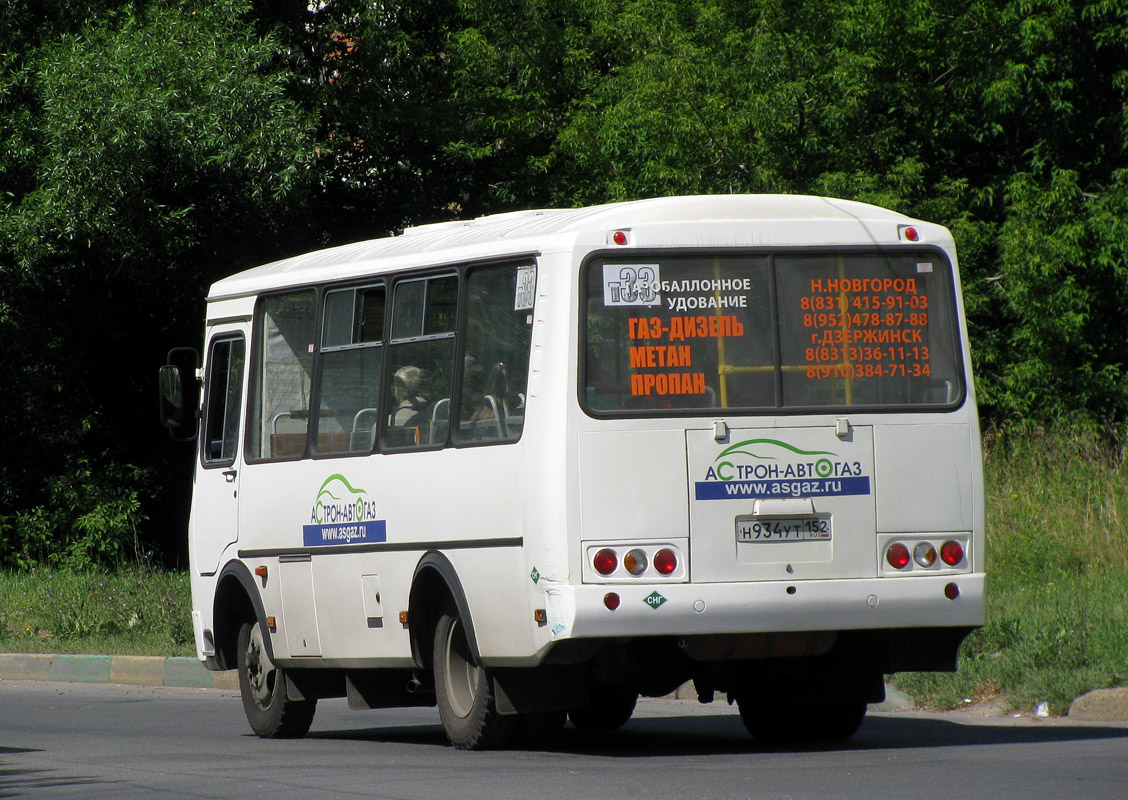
[191,324,249,576]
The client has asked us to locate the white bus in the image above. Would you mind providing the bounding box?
[160,194,984,748]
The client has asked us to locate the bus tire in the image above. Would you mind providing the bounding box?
[516,709,567,747]
[736,696,866,743]
[236,618,316,739]
[568,683,638,731]
[433,603,516,750]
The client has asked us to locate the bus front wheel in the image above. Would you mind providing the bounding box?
[236,618,316,738]
[433,603,516,750]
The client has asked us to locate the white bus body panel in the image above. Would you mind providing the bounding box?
[186,195,985,676]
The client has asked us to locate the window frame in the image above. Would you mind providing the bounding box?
[244,288,319,463]
[240,255,539,463]
[379,271,461,453]
[200,333,246,469]
[310,282,387,457]
[452,261,538,446]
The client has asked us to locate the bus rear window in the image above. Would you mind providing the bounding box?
[582,252,964,414]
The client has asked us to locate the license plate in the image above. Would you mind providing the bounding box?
[736,515,831,543]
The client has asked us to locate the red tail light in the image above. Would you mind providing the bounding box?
[593,548,618,575]
[653,548,677,575]
[940,540,964,566]
[886,543,911,570]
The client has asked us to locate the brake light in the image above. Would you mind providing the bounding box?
[593,548,618,576]
[886,543,911,570]
[653,548,677,575]
[940,540,965,566]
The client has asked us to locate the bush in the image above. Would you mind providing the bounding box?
[0,457,152,571]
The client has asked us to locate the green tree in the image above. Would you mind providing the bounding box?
[4,0,1128,568]
[0,1,317,567]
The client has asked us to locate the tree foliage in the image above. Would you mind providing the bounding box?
[2,0,1128,566]
[0,1,317,567]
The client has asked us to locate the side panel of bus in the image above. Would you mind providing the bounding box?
[194,258,565,670]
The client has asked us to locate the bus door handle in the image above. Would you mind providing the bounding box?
[223,469,238,483]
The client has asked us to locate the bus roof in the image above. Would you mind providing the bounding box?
[207,194,926,301]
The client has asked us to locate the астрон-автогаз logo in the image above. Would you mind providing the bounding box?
[303,474,386,546]
[695,438,871,500]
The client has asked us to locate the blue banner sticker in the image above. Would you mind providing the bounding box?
[695,476,871,501]
[303,520,387,547]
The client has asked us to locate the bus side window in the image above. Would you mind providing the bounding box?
[247,291,316,460]
[315,285,385,455]
[384,275,457,450]
[455,264,535,444]
[202,336,245,464]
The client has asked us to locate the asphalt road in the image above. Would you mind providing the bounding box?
[2,681,1126,800]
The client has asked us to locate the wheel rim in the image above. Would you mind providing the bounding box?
[442,616,480,719]
[244,622,277,709]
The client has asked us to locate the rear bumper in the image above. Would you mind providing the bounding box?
[545,573,985,641]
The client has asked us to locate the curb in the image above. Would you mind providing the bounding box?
[0,656,903,707]
[0,653,239,690]
[3,654,1124,721]
[1068,687,1128,722]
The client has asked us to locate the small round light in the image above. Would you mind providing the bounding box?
[903,226,919,242]
[612,230,628,245]
[604,592,621,610]
[593,548,618,576]
[653,548,677,575]
[944,582,960,600]
[624,548,648,576]
[913,542,937,568]
[940,540,965,566]
[886,542,911,570]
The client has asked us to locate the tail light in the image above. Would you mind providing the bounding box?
[885,543,911,570]
[623,549,648,575]
[882,536,969,575]
[940,540,965,566]
[593,548,618,576]
[653,548,677,575]
[584,543,684,580]
[913,542,937,568]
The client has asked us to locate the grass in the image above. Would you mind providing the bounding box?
[0,568,194,656]
[894,426,1128,715]
[1,427,1127,713]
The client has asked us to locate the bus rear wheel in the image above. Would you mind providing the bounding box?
[736,696,866,743]
[568,683,638,731]
[236,618,316,738]
[433,603,516,750]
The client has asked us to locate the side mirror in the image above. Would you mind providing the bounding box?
[159,365,185,427]
[159,347,199,441]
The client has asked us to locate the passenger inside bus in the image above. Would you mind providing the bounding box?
[461,359,506,439]
[390,365,428,426]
